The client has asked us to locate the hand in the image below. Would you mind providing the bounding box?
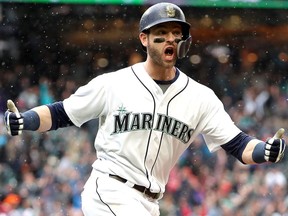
[264,128,286,163]
[4,100,23,136]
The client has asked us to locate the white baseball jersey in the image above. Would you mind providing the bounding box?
[63,62,241,193]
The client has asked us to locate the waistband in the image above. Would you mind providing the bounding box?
[109,174,161,200]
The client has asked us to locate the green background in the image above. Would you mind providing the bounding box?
[3,0,288,9]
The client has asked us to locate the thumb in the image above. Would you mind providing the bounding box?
[273,128,285,139]
[7,99,20,115]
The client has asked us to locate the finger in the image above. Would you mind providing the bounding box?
[6,112,12,135]
[7,100,20,118]
[273,128,285,139]
[10,124,24,130]
[11,130,22,136]
[7,99,19,114]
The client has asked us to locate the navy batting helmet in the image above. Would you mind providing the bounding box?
[139,2,191,40]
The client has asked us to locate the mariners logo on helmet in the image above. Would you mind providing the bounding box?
[166,5,175,18]
[139,2,190,40]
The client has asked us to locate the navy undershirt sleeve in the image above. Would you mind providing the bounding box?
[46,101,74,130]
[221,132,254,164]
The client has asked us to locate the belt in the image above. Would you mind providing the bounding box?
[109,174,161,199]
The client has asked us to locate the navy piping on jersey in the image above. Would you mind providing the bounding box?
[130,66,185,193]
[131,66,157,192]
[153,68,180,84]
[95,177,116,215]
[151,75,190,176]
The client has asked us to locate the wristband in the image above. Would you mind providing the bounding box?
[252,142,266,163]
[22,110,40,131]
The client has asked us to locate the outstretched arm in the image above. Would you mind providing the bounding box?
[242,128,285,164]
[5,99,73,136]
[31,105,52,132]
[221,128,286,164]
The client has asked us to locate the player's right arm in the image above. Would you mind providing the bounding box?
[4,100,74,136]
[31,105,52,132]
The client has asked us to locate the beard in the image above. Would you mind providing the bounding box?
[147,43,176,68]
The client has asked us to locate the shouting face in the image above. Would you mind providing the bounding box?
[140,22,183,68]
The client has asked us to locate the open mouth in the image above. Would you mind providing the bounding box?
[165,47,174,56]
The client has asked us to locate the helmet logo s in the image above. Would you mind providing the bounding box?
[166,5,175,18]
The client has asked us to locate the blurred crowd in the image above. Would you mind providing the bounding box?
[1,4,288,216]
[0,42,287,216]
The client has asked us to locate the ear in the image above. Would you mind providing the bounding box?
[139,32,148,49]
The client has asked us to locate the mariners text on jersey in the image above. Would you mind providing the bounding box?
[112,112,194,143]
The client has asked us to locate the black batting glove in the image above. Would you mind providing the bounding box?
[4,110,24,136]
[264,136,286,163]
[252,128,285,163]
[4,100,40,136]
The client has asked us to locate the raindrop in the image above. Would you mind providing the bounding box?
[190,55,201,64]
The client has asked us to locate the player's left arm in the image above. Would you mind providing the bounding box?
[221,128,286,164]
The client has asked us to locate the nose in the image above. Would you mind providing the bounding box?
[166,32,176,42]
[166,32,181,44]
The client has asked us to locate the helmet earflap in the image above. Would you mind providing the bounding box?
[177,36,192,59]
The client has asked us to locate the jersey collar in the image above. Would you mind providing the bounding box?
[153,68,180,85]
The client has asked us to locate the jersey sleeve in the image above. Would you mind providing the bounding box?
[199,90,241,152]
[63,75,107,127]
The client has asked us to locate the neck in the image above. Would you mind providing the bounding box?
[144,61,176,81]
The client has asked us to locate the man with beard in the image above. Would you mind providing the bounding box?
[4,2,286,216]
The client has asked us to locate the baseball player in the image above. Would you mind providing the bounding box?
[4,2,286,216]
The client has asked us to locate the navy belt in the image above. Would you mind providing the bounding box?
[109,174,160,199]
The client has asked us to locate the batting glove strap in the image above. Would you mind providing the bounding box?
[4,110,40,136]
[252,142,266,163]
